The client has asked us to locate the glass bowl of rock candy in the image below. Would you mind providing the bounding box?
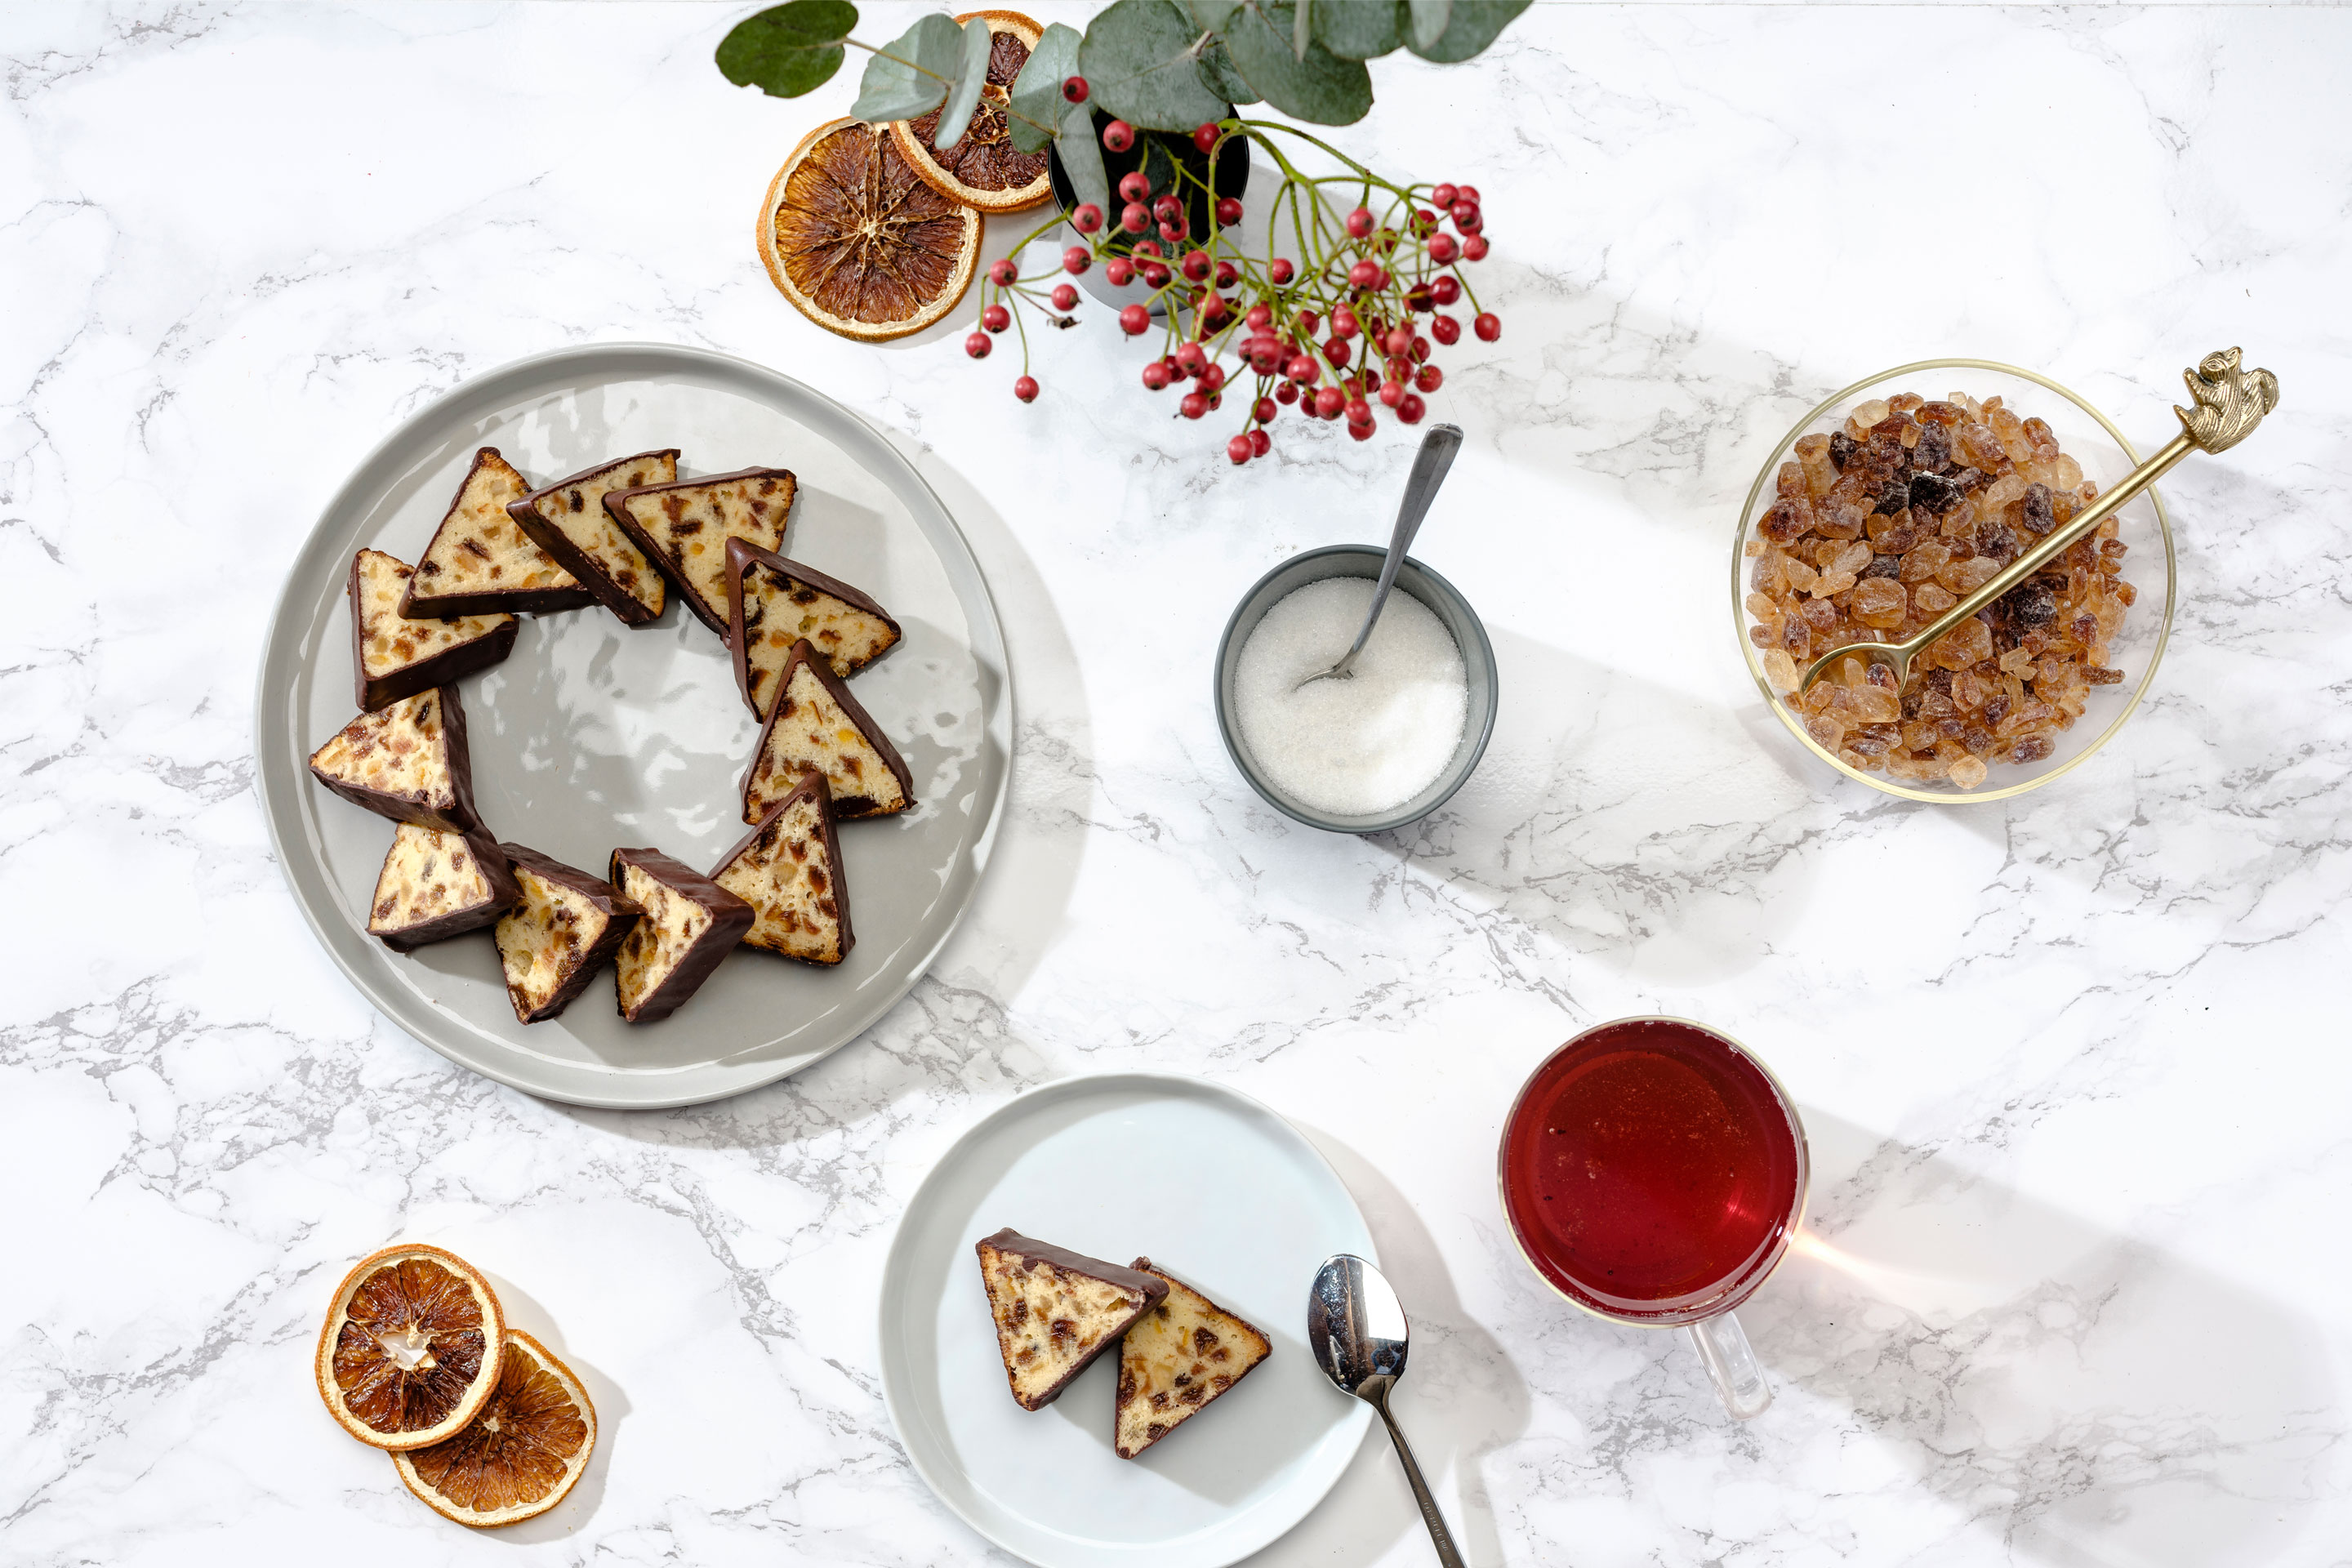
[1734,359,2176,804]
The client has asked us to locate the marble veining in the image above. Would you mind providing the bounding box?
[5,2,2350,1564]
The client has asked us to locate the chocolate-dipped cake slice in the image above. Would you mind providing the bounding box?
[709,772,852,964]
[975,1230,1169,1412]
[307,686,481,832]
[724,539,901,719]
[608,848,755,1023]
[492,845,644,1024]
[605,468,798,636]
[506,450,679,627]
[401,448,593,617]
[739,639,914,825]
[1113,1259,1272,1458]
[350,548,518,711]
[367,822,521,952]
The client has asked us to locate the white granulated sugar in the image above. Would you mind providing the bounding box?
[1233,576,1468,817]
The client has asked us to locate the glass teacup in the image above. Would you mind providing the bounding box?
[1498,1017,1810,1418]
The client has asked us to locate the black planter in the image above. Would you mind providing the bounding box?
[1047,109,1250,255]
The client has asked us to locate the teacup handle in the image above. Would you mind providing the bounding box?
[1685,1309,1771,1419]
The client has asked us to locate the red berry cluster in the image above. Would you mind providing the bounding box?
[967,99,1498,466]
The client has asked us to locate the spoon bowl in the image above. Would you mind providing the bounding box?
[1307,1251,1410,1395]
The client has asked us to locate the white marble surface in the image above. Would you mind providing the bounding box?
[6,3,2350,1563]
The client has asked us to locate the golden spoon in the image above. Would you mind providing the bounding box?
[1795,347,2279,695]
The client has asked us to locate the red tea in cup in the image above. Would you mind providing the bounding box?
[1499,1018,1806,1321]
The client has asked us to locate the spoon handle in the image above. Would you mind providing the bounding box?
[1888,430,2191,672]
[1340,423,1463,670]
[1371,1387,1467,1568]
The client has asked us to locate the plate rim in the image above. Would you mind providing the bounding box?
[253,340,1013,1109]
[876,1070,1378,1568]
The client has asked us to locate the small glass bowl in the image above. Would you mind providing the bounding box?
[1214,545,1499,833]
[1733,359,2177,804]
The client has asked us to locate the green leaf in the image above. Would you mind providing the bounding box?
[1007,21,1083,155]
[1080,0,1231,132]
[1293,0,1312,60]
[933,16,995,149]
[1141,138,1179,198]
[849,12,960,123]
[1178,0,1241,29]
[1406,0,1450,54]
[1055,113,1109,214]
[715,0,858,99]
[1404,0,1526,62]
[1313,0,1400,60]
[1220,2,1370,124]
[1195,39,1260,105]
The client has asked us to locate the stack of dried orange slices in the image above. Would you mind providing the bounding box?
[314,1243,597,1528]
[758,10,1050,341]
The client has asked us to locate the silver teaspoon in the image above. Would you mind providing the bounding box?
[1296,423,1464,689]
[1309,1253,1465,1568]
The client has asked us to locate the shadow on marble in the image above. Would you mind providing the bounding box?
[1745,1107,2332,1568]
[470,1271,630,1541]
[1356,623,1828,991]
[1263,1120,1533,1568]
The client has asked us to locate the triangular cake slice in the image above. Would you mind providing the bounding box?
[609,848,755,1022]
[725,540,901,718]
[1114,1259,1273,1458]
[350,547,517,711]
[368,822,520,952]
[308,686,481,832]
[492,844,644,1024]
[976,1230,1169,1412]
[709,772,853,964]
[401,448,593,617]
[605,468,798,635]
[740,639,914,825]
[506,449,679,626]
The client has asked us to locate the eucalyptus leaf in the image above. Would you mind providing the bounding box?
[1055,113,1110,214]
[1312,0,1400,60]
[1178,0,1241,30]
[715,0,858,99]
[1406,0,1451,54]
[1293,0,1312,61]
[1007,21,1083,155]
[1404,0,1526,62]
[849,12,960,124]
[1194,38,1260,105]
[1141,138,1179,198]
[1080,0,1230,131]
[1221,1,1371,125]
[932,16,995,149]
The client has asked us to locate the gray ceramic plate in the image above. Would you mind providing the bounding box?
[255,343,1011,1108]
[878,1073,1375,1568]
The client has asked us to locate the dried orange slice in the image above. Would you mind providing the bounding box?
[888,11,1053,213]
[315,1242,506,1451]
[393,1330,596,1528]
[759,117,981,342]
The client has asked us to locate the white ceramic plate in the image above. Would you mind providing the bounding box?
[879,1073,1376,1568]
[254,343,1010,1107]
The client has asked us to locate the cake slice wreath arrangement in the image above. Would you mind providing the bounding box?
[719,0,1522,466]
[305,442,893,1028]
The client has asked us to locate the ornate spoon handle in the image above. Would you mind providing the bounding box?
[1796,347,2278,694]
